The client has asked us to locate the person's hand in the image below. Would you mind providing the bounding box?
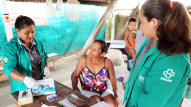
[131,55,136,61]
[44,67,50,79]
[122,84,126,91]
[24,76,38,88]
[124,47,130,54]
[129,47,136,55]
[73,87,80,93]
[113,96,119,107]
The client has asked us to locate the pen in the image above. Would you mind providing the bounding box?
[41,102,43,105]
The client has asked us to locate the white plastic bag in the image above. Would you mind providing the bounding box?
[56,0,63,11]
[46,0,56,16]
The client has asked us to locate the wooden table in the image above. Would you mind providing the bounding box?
[11,80,97,107]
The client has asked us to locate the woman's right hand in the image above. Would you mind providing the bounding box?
[24,77,38,88]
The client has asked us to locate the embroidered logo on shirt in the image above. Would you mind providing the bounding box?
[138,75,146,83]
[161,69,175,82]
[4,57,8,63]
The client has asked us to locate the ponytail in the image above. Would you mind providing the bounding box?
[142,0,191,55]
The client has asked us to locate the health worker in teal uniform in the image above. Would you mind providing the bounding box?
[3,15,50,93]
[123,0,191,107]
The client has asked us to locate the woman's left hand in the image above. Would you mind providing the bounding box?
[44,67,50,79]
[114,96,119,107]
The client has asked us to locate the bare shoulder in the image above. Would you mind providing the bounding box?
[129,31,136,37]
[78,56,86,67]
[125,30,130,34]
[105,58,113,67]
[129,31,136,34]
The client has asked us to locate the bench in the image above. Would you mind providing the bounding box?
[48,53,59,69]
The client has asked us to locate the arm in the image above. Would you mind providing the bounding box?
[39,41,49,78]
[72,57,85,92]
[3,43,24,81]
[107,59,119,106]
[45,61,49,67]
[41,41,49,65]
[107,59,118,96]
[135,56,190,107]
[9,71,25,82]
[131,50,136,61]
[3,43,38,88]
[124,31,131,47]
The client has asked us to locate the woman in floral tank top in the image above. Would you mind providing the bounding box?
[72,39,118,107]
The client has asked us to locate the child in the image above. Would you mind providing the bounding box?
[124,18,137,71]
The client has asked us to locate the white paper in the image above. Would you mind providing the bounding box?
[41,104,49,107]
[90,101,112,107]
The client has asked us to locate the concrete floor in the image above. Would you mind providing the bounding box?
[0,52,191,107]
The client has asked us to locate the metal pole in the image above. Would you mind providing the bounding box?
[78,0,118,59]
[0,0,13,42]
[137,0,141,29]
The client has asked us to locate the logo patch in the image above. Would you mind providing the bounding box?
[4,57,8,63]
[138,75,146,83]
[161,69,175,82]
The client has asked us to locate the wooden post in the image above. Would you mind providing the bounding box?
[136,0,141,29]
[78,0,118,59]
[0,0,13,42]
[111,10,114,40]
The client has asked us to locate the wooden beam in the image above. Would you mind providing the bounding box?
[78,0,118,59]
[7,0,111,3]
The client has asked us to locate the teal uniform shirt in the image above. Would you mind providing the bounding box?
[3,36,49,93]
[123,37,191,107]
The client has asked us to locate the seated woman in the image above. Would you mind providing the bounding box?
[72,39,118,107]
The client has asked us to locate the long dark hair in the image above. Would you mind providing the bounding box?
[142,0,191,55]
[15,15,35,30]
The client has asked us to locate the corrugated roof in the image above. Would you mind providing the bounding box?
[6,0,111,6]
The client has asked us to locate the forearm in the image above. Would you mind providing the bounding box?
[45,61,49,67]
[9,70,25,82]
[111,79,118,96]
[72,77,79,89]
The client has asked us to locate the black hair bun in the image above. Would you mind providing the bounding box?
[15,15,35,30]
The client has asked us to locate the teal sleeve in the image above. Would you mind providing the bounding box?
[41,42,49,61]
[3,43,17,78]
[135,56,190,107]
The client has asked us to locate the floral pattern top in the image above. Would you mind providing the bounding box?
[81,57,109,95]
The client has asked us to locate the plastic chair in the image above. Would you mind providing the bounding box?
[71,71,83,91]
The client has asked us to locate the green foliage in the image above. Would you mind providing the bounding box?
[114,14,128,39]
[105,18,111,40]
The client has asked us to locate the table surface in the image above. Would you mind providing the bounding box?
[11,80,97,107]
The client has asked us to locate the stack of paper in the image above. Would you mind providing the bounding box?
[90,101,112,107]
